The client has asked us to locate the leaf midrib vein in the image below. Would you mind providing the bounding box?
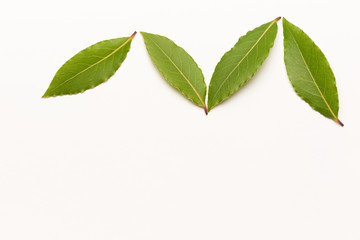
[147,37,205,107]
[287,28,337,120]
[213,20,277,98]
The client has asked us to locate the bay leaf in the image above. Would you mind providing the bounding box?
[42,32,136,98]
[283,18,343,126]
[207,17,280,112]
[141,32,208,114]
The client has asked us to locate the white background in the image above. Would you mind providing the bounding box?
[0,0,359,239]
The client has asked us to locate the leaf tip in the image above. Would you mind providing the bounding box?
[130,31,137,39]
[336,118,344,127]
[274,16,282,22]
[42,91,50,98]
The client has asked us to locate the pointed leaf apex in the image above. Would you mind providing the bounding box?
[42,90,51,98]
[274,17,281,22]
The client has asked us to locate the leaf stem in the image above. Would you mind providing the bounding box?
[130,31,137,39]
[274,16,282,22]
[336,118,344,127]
[203,105,208,115]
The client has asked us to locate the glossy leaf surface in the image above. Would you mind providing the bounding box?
[283,18,343,126]
[207,17,279,111]
[43,32,136,98]
[141,32,207,114]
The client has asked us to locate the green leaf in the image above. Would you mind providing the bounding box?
[207,17,280,111]
[283,18,343,126]
[42,32,136,98]
[141,32,208,114]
